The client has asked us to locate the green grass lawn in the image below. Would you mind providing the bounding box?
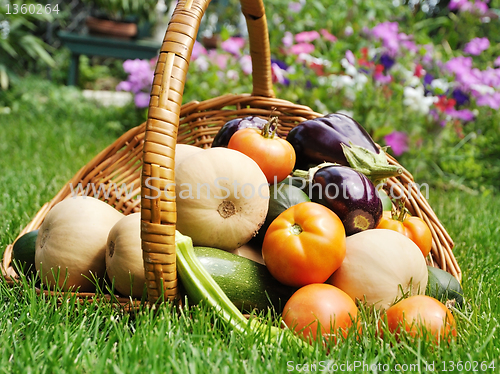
[1,78,499,373]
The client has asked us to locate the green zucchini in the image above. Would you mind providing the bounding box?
[12,230,38,275]
[176,231,312,352]
[254,181,310,243]
[193,246,297,313]
[426,266,464,307]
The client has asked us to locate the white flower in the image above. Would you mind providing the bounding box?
[226,70,238,80]
[430,79,450,94]
[194,56,209,72]
[340,58,358,77]
[353,73,368,90]
[403,86,437,114]
[470,84,495,95]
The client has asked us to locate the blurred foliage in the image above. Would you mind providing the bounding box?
[0,1,63,89]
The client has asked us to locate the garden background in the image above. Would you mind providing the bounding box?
[1,0,500,373]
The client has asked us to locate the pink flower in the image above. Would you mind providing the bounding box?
[288,1,304,12]
[221,37,245,56]
[384,131,408,156]
[191,40,207,60]
[282,31,294,48]
[208,50,229,70]
[289,43,315,55]
[239,55,252,75]
[463,37,490,55]
[495,56,500,67]
[320,29,337,42]
[295,31,320,43]
[448,0,469,10]
[475,1,489,14]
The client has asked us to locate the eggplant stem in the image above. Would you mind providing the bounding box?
[260,116,279,139]
[341,143,403,186]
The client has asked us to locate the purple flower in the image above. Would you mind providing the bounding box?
[463,37,490,55]
[476,92,500,109]
[221,37,245,56]
[384,131,408,156]
[423,73,434,87]
[271,63,289,85]
[116,81,132,92]
[452,88,470,106]
[379,53,395,70]
[371,22,400,54]
[400,40,418,53]
[345,50,355,65]
[271,58,288,71]
[444,56,482,89]
[495,56,500,67]
[446,108,475,121]
[374,72,392,84]
[448,0,469,10]
[422,44,435,64]
[479,67,500,88]
[134,92,150,108]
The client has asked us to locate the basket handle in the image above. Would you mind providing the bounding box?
[141,0,274,303]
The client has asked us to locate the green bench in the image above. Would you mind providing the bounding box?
[58,31,162,86]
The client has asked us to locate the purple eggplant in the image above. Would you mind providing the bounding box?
[294,163,382,236]
[212,116,268,147]
[286,113,401,186]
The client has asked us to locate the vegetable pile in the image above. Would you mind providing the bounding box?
[11,112,463,346]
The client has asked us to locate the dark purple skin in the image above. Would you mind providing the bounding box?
[212,116,268,147]
[286,113,380,170]
[307,165,382,236]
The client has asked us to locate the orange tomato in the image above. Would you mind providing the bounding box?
[377,214,432,257]
[262,201,346,287]
[228,118,296,183]
[283,283,359,343]
[381,295,457,343]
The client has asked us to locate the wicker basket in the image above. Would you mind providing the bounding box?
[1,0,461,306]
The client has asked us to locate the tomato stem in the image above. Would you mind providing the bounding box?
[393,199,408,221]
[260,116,279,139]
[290,223,303,236]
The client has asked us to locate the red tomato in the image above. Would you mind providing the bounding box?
[262,202,346,287]
[377,214,432,257]
[228,118,295,183]
[381,295,457,342]
[283,283,359,343]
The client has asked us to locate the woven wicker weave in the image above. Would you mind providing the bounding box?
[1,0,461,305]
